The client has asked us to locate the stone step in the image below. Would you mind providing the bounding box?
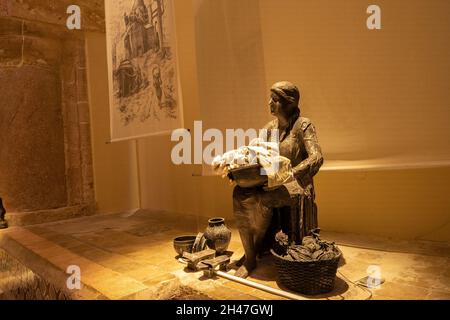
[0,227,157,299]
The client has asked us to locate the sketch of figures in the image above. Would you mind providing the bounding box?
[105,0,183,141]
[116,60,145,98]
[153,65,163,106]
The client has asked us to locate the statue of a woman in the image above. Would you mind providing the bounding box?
[233,81,324,278]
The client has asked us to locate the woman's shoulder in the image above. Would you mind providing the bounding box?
[292,117,314,133]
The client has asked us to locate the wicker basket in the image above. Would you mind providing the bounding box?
[271,248,342,295]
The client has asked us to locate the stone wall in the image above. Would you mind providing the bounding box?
[0,1,103,226]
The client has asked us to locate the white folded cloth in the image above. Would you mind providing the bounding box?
[212,138,303,195]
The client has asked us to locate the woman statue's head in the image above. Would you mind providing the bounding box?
[269,81,300,120]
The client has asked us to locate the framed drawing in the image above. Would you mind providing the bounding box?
[105,0,183,142]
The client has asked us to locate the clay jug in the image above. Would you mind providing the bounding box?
[204,217,231,254]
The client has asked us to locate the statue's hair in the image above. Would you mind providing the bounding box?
[271,81,301,141]
[270,81,300,107]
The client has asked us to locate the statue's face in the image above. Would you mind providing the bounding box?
[269,92,283,116]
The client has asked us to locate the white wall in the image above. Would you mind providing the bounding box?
[85,0,450,241]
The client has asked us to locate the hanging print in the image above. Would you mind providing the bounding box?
[105,0,183,142]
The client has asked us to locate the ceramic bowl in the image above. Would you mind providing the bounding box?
[173,235,196,256]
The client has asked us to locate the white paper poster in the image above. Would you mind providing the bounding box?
[105,0,183,142]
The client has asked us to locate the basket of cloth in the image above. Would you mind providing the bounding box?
[271,229,342,295]
[212,138,299,189]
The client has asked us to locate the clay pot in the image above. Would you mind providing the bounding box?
[204,217,231,254]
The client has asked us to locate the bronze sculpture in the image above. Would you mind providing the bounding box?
[0,197,7,229]
[233,81,323,278]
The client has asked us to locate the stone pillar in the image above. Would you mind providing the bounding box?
[0,15,96,226]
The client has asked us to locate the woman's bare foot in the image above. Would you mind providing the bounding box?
[234,261,256,278]
[235,254,246,267]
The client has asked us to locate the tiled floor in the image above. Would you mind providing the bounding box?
[0,210,449,300]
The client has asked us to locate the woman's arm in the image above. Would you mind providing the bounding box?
[292,121,324,181]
